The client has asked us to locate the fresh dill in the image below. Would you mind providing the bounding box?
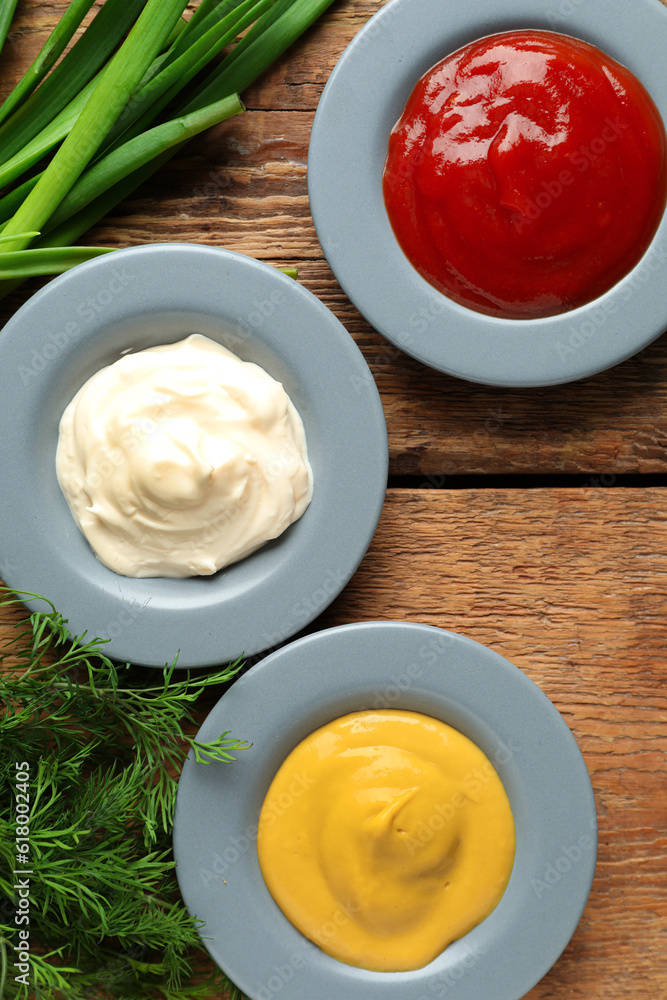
[0,589,250,1000]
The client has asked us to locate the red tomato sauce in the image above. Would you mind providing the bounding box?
[383,30,667,319]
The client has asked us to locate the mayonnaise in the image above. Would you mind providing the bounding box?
[257,710,515,972]
[55,334,313,578]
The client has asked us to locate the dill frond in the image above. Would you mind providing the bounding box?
[0,588,250,1000]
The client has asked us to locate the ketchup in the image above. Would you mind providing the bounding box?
[383,30,667,319]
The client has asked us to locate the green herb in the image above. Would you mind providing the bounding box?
[0,233,40,245]
[96,0,272,156]
[0,0,19,62]
[0,0,336,296]
[0,179,41,228]
[166,0,238,62]
[0,0,148,166]
[0,245,113,279]
[46,94,244,232]
[0,75,102,192]
[0,0,96,128]
[180,0,336,113]
[1,0,190,252]
[0,589,250,1000]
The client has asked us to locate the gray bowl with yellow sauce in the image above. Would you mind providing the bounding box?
[174,621,597,1000]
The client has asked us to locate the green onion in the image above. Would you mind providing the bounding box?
[0,231,40,244]
[163,13,189,50]
[0,74,101,191]
[1,0,190,251]
[0,176,42,226]
[0,245,113,279]
[61,0,337,238]
[98,0,273,156]
[182,0,336,113]
[0,0,337,298]
[38,154,178,252]
[0,0,148,166]
[0,0,18,60]
[0,0,96,127]
[165,0,244,62]
[184,0,294,110]
[0,0,270,194]
[47,95,244,231]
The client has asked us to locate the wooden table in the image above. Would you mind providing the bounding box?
[1,2,666,997]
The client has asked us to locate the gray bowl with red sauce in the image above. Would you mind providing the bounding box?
[308,0,667,386]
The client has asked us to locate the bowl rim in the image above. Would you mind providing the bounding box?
[307,0,667,387]
[0,243,388,667]
[173,620,598,1000]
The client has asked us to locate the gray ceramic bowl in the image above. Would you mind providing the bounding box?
[174,621,598,1000]
[308,0,667,387]
[0,244,388,668]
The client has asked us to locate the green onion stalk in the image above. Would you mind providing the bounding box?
[1,0,190,252]
[0,0,337,293]
[0,0,149,165]
[0,0,19,62]
[0,0,97,127]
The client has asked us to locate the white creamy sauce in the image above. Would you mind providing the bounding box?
[56,334,313,578]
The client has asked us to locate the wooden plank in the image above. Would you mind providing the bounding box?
[2,488,666,997]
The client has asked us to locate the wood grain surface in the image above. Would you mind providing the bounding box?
[2,490,666,998]
[1,2,666,1000]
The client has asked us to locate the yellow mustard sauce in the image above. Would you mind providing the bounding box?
[257,709,516,971]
